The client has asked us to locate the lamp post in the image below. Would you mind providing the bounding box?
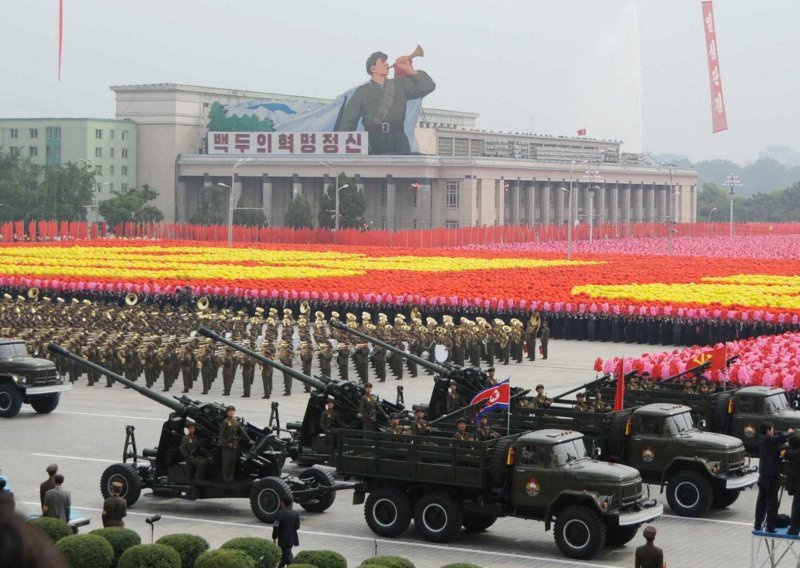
[581,169,603,246]
[724,173,742,238]
[222,158,251,248]
[707,207,717,223]
[319,161,351,243]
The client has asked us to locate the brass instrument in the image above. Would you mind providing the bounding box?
[388,44,424,68]
[27,287,40,300]
[125,292,138,306]
[196,296,210,311]
[299,300,310,315]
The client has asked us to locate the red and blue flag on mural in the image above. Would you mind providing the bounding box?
[470,378,511,422]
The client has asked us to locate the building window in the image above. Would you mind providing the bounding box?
[109,148,115,158]
[121,148,128,158]
[110,130,115,140]
[95,129,103,139]
[437,137,453,156]
[446,180,460,208]
[29,146,38,157]
[446,220,459,229]
[121,183,128,193]
[95,165,102,175]
[10,147,19,156]
[30,129,38,138]
[10,128,18,139]
[46,127,61,139]
[469,139,484,156]
[121,166,128,176]
[121,131,129,140]
[109,165,114,175]
[95,147,103,158]
[454,138,469,157]
[476,180,482,208]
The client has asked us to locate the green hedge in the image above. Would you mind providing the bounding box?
[440,564,483,568]
[55,533,115,568]
[361,556,415,568]
[287,565,318,568]
[118,544,181,568]
[293,550,347,568]
[29,516,73,542]
[221,536,280,567]
[193,548,256,568]
[156,533,209,568]
[90,528,141,568]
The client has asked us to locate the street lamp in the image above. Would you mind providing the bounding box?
[723,173,742,238]
[221,158,252,247]
[581,169,603,245]
[707,207,717,223]
[319,161,351,243]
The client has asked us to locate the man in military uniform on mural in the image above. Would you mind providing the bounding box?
[219,405,253,483]
[338,50,435,155]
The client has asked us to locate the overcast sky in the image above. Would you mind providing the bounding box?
[2,1,797,164]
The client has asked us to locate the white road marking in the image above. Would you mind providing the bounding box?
[32,453,118,464]
[55,410,163,421]
[662,513,750,526]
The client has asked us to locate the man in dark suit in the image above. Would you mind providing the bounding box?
[272,496,300,568]
[786,434,800,534]
[39,464,58,511]
[43,474,70,522]
[634,525,664,568]
[755,421,794,532]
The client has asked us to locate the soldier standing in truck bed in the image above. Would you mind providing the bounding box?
[219,405,253,483]
[359,383,386,431]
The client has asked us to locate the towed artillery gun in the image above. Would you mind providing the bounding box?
[196,327,403,466]
[48,343,342,523]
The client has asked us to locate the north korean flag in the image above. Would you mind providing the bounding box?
[471,379,511,420]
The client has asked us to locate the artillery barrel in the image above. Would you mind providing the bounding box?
[331,320,450,376]
[47,343,183,412]
[197,327,328,392]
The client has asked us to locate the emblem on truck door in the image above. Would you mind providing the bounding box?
[525,478,541,497]
[642,447,655,463]
[744,424,756,438]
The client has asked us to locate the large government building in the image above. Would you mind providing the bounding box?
[6,83,698,228]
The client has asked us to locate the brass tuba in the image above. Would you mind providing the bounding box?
[196,296,210,311]
[299,300,310,315]
[27,287,40,301]
[125,292,138,306]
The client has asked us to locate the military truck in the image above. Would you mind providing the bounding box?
[48,343,344,523]
[0,339,70,418]
[589,375,800,455]
[337,428,661,560]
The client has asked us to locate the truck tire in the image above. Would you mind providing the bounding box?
[462,513,497,532]
[0,383,22,418]
[298,467,336,513]
[711,393,732,433]
[30,393,60,414]
[666,470,713,517]
[250,477,293,523]
[413,491,463,543]
[100,463,143,507]
[365,486,412,537]
[554,505,606,560]
[489,438,515,487]
[605,411,631,459]
[604,520,638,546]
[712,486,741,509]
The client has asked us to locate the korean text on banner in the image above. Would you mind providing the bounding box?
[701,2,728,133]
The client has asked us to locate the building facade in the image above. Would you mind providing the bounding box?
[0,118,138,203]
[111,83,696,227]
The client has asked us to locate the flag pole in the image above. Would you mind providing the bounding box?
[507,379,511,436]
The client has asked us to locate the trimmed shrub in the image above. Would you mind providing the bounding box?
[156,533,209,568]
[29,516,72,542]
[55,533,114,568]
[221,536,280,567]
[118,544,181,568]
[440,564,483,568]
[361,556,415,568]
[287,565,318,568]
[91,527,141,568]
[360,565,387,568]
[293,549,347,568]
[193,548,256,568]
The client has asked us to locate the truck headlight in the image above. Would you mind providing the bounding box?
[711,462,721,474]
[10,373,26,385]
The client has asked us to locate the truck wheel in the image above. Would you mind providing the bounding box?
[0,383,22,418]
[462,513,497,532]
[554,505,606,560]
[298,467,336,513]
[489,438,515,487]
[250,477,292,523]
[666,470,713,517]
[30,393,60,414]
[604,521,638,546]
[365,486,412,537]
[413,491,463,543]
[712,486,741,509]
[711,393,733,433]
[605,411,631,459]
[100,463,143,507]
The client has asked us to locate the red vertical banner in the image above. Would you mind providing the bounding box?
[614,359,626,411]
[701,2,728,133]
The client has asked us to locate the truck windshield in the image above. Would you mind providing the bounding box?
[0,343,28,358]
[551,439,588,465]
[763,394,789,413]
[665,412,695,435]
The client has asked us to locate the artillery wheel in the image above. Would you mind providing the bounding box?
[298,467,336,513]
[666,470,712,517]
[413,491,462,543]
[30,393,60,414]
[554,505,606,560]
[0,383,22,418]
[100,463,143,507]
[250,477,292,523]
[365,486,412,538]
[712,486,741,509]
[462,513,497,532]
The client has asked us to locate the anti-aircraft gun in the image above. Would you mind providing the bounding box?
[48,343,342,523]
[331,320,519,419]
[197,327,403,466]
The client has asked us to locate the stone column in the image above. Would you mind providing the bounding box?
[542,184,551,225]
[622,184,631,224]
[385,175,396,231]
[526,181,536,226]
[645,185,655,222]
[596,182,607,225]
[292,174,301,199]
[416,178,431,228]
[609,183,619,225]
[634,184,644,222]
[658,185,667,222]
[496,179,505,226]
[262,174,272,225]
[511,179,521,225]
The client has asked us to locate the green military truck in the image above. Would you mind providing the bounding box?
[593,377,800,456]
[0,339,70,418]
[337,428,662,560]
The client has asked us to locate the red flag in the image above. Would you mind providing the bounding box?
[701,2,728,133]
[614,359,625,411]
[577,128,587,136]
[711,344,727,371]
[470,379,511,417]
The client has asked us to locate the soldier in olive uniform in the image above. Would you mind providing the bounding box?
[180,421,208,481]
[389,413,408,436]
[411,408,432,436]
[299,342,313,393]
[575,392,594,413]
[219,405,253,483]
[476,416,500,441]
[453,418,474,441]
[353,342,371,385]
[278,341,294,396]
[317,342,333,378]
[682,379,695,395]
[525,321,538,361]
[336,343,351,381]
[260,343,275,399]
[446,380,464,414]
[101,481,127,527]
[359,383,387,431]
[370,343,387,382]
[535,384,552,408]
[240,348,255,398]
[221,347,237,396]
[320,397,342,434]
[593,390,611,413]
[198,345,215,395]
[179,345,194,393]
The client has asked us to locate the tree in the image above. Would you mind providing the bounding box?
[98,185,163,227]
[233,209,266,226]
[284,194,313,229]
[189,184,226,225]
[317,172,367,229]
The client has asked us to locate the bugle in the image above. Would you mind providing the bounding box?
[388,44,424,68]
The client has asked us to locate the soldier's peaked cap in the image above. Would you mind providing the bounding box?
[366,51,388,74]
[225,405,235,411]
[456,417,467,424]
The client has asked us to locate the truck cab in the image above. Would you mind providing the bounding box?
[0,339,70,418]
[729,387,800,454]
